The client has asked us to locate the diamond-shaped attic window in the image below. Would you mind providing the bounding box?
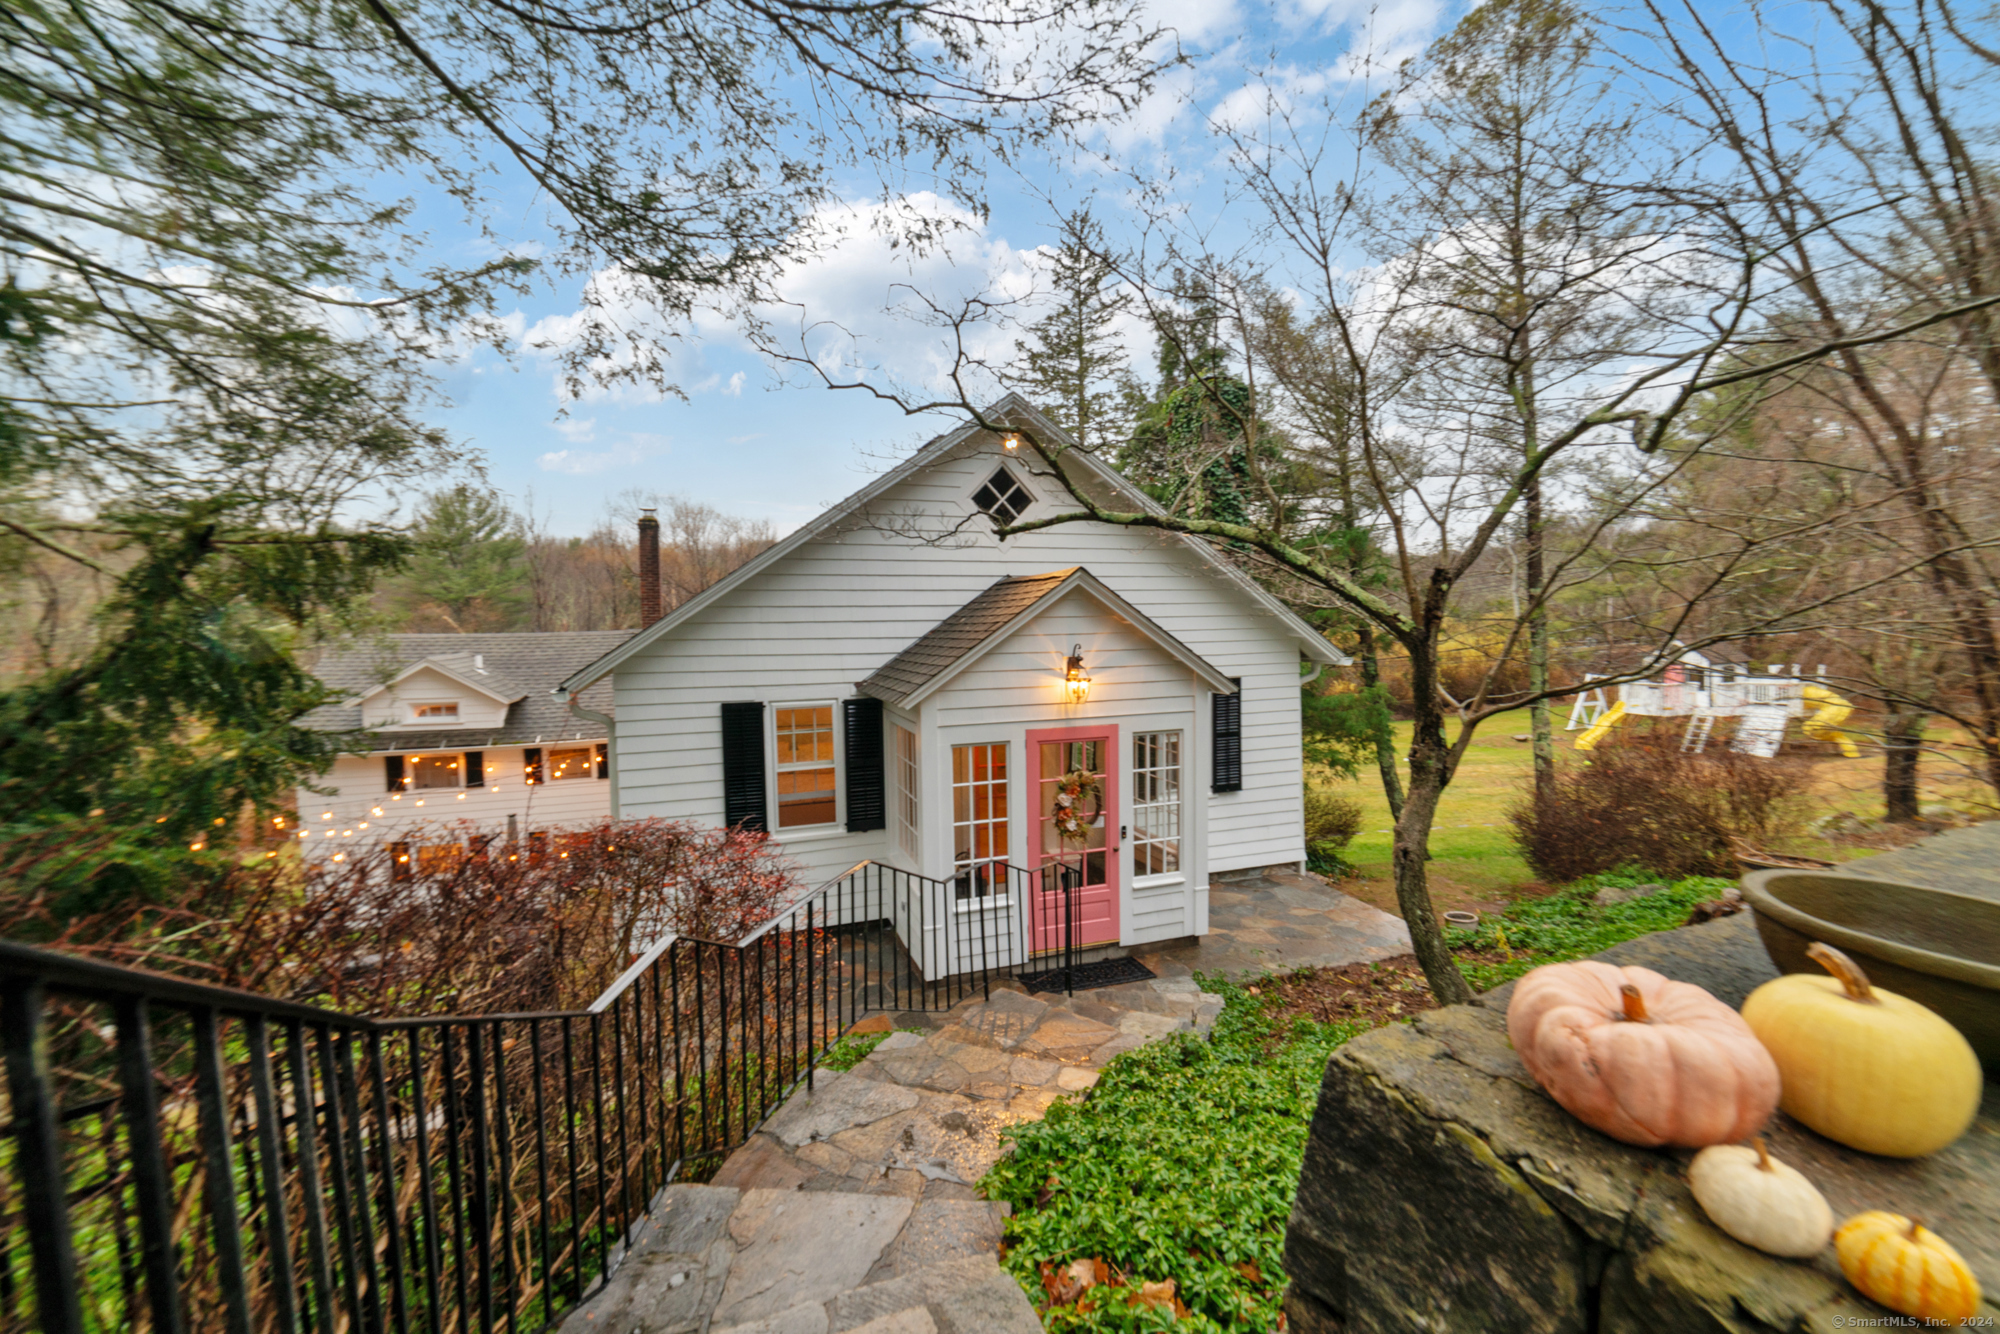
[971,468,1032,525]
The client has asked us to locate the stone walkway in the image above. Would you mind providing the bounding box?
[560,978,1222,1334]
[711,977,1223,1200]
[558,869,1401,1334]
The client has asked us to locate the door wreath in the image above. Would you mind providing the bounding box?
[1051,768,1103,844]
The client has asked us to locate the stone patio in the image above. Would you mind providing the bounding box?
[1131,864,1411,978]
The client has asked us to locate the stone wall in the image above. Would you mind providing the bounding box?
[1282,914,1999,1332]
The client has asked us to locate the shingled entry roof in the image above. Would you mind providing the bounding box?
[859,571,1076,706]
[858,568,1236,709]
[300,631,632,751]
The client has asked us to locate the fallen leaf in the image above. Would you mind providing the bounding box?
[1068,1258,1099,1291]
[1132,1278,1178,1311]
[1234,1261,1263,1284]
[1092,1257,1112,1287]
[1040,1261,1087,1307]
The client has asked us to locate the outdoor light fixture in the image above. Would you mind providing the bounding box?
[1002,433,1021,452]
[1063,644,1092,704]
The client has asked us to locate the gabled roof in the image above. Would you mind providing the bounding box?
[302,632,631,751]
[858,568,1238,709]
[359,653,528,706]
[557,394,1347,695]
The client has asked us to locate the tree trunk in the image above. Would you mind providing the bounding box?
[1525,477,1554,807]
[1395,642,1473,1007]
[1357,623,1405,820]
[1882,711,1925,823]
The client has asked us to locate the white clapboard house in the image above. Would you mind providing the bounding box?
[556,396,1345,960]
[295,633,629,870]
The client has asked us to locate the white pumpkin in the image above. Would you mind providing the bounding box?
[1688,1139,1834,1259]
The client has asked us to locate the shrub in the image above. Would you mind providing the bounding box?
[1303,785,1365,877]
[1303,786,1364,850]
[1507,747,1813,883]
[0,816,801,1016]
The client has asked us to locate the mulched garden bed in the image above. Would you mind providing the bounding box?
[1250,949,1519,1031]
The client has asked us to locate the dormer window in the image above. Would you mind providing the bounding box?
[971,467,1032,525]
[413,702,459,721]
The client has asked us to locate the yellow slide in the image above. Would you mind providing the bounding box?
[1573,700,1627,752]
[1801,684,1862,758]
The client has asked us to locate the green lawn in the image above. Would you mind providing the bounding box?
[1321,706,1993,918]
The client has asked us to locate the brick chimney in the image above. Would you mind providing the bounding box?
[637,508,662,627]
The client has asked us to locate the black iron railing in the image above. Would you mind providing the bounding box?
[0,854,1093,1333]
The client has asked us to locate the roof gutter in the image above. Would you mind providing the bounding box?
[554,689,618,817]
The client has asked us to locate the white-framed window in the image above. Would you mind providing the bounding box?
[969,465,1033,525]
[547,746,595,781]
[894,724,920,859]
[409,754,462,790]
[1131,731,1182,877]
[774,703,838,828]
[412,702,460,721]
[951,742,1008,899]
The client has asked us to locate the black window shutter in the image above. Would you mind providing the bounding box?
[843,697,886,833]
[385,755,406,793]
[1212,679,1243,793]
[464,751,484,788]
[721,702,768,832]
[523,747,544,785]
[595,742,609,780]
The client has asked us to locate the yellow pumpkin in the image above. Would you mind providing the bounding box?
[1835,1211,1982,1322]
[1740,943,1980,1158]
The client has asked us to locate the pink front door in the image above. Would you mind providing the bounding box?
[1027,725,1120,949]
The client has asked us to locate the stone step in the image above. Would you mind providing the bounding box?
[711,1253,1041,1334]
[556,1182,1029,1334]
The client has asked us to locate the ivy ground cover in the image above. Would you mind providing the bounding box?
[985,869,1737,1331]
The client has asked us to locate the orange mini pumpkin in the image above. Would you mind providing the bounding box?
[1507,961,1781,1148]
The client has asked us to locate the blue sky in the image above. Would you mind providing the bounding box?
[418,0,1462,536]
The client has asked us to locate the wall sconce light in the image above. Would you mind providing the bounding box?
[1002,433,1021,452]
[1063,644,1092,704]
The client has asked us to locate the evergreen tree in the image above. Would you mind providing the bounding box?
[1004,211,1140,452]
[390,487,530,632]
[1117,280,1286,525]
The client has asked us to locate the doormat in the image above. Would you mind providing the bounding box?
[1018,955,1157,995]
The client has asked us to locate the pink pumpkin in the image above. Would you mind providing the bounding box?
[1506,961,1780,1148]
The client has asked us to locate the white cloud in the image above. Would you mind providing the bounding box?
[693,192,1045,399]
[552,417,598,443]
[537,430,671,475]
